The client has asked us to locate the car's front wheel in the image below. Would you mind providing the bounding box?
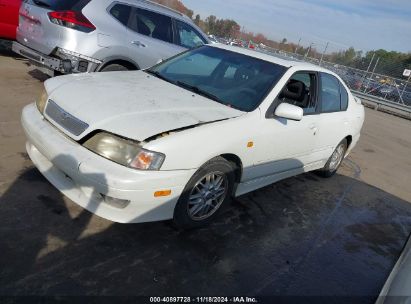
[317,139,348,177]
[173,157,235,229]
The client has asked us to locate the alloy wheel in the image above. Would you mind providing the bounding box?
[187,171,228,221]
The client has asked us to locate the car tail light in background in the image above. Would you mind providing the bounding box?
[48,11,96,33]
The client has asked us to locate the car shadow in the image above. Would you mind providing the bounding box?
[0,156,411,302]
[0,39,51,82]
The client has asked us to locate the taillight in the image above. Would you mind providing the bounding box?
[48,11,95,33]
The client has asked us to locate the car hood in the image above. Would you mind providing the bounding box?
[45,71,243,141]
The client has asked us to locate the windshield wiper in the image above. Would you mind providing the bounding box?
[145,70,176,85]
[176,81,243,111]
[176,81,226,104]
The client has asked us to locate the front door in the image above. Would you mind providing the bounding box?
[245,71,321,182]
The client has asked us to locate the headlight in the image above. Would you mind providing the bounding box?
[83,132,165,170]
[36,86,48,114]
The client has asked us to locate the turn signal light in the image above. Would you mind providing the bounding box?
[154,190,171,197]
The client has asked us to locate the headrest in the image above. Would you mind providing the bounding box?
[281,80,306,102]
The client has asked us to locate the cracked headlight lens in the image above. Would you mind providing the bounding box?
[83,132,165,170]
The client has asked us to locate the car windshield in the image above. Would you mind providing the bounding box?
[147,46,286,112]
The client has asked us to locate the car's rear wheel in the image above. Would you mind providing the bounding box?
[173,157,235,229]
[317,139,347,177]
[101,64,130,72]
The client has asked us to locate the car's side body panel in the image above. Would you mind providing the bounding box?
[144,64,364,197]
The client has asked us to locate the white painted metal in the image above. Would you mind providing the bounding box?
[21,44,365,224]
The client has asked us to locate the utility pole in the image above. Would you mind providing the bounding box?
[364,57,379,93]
[304,43,314,59]
[319,42,329,66]
[294,38,301,54]
[400,74,411,102]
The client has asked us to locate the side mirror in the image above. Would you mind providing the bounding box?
[274,103,303,121]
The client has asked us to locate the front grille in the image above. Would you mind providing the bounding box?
[45,100,89,136]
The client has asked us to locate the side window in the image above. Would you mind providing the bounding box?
[175,20,206,49]
[130,8,173,43]
[340,84,349,110]
[109,4,131,27]
[279,72,317,114]
[320,73,341,113]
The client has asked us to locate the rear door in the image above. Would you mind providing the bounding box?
[315,73,350,160]
[126,7,182,69]
[17,0,90,54]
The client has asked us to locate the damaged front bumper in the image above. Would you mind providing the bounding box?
[12,42,102,75]
[21,103,195,223]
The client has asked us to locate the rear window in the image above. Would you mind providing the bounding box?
[109,4,131,26]
[24,0,91,10]
[129,8,173,44]
[320,73,341,113]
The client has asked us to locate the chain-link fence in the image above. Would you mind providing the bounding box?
[258,45,411,108]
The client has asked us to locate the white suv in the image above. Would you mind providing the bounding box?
[13,0,209,75]
[21,44,364,228]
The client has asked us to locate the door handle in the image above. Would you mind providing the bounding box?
[131,40,147,48]
[309,124,318,135]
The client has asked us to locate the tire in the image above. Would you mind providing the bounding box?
[100,64,130,72]
[317,139,348,178]
[173,157,236,229]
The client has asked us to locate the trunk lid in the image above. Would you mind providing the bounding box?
[17,0,90,54]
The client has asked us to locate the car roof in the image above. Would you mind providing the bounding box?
[121,0,191,22]
[210,43,335,74]
[116,0,207,40]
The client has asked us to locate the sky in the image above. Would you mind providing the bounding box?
[182,0,411,53]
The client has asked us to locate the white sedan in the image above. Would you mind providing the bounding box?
[21,44,364,228]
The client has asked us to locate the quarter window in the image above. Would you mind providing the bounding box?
[129,8,173,43]
[320,73,341,112]
[109,4,131,27]
[340,84,349,110]
[175,20,206,49]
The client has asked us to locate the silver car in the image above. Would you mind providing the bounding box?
[12,0,209,75]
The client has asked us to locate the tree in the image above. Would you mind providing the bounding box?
[194,14,201,26]
[186,9,193,19]
[205,15,217,34]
